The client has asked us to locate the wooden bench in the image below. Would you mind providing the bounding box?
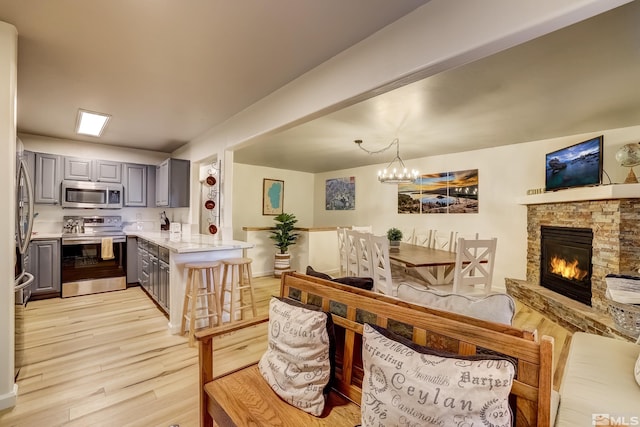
[196,272,554,427]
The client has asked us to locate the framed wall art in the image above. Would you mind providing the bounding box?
[263,178,284,215]
[325,176,355,210]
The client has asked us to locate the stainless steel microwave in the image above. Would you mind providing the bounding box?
[61,180,123,209]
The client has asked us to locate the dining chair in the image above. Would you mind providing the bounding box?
[351,225,373,233]
[370,234,396,296]
[345,230,360,276]
[353,231,373,277]
[433,230,458,252]
[452,237,497,295]
[337,227,348,276]
[453,232,480,252]
[399,227,415,245]
[414,229,436,248]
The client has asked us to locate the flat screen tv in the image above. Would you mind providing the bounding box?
[545,135,603,191]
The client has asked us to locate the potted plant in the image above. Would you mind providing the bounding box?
[387,227,403,252]
[270,212,300,276]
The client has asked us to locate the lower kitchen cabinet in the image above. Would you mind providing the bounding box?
[136,237,170,314]
[28,239,61,300]
[126,236,138,283]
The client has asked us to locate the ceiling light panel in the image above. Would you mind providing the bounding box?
[76,109,111,137]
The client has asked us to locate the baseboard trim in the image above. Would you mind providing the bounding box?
[0,383,18,411]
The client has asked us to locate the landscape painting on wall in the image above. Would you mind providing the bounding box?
[417,173,450,214]
[397,169,479,214]
[398,180,420,214]
[447,169,479,213]
[326,177,356,210]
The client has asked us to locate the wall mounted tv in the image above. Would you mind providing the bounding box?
[545,135,603,191]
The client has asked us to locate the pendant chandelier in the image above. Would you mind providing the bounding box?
[354,138,419,184]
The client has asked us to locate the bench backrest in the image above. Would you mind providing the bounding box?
[281,272,553,427]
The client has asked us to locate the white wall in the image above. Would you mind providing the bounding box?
[232,163,315,236]
[312,125,640,289]
[0,20,17,411]
[233,163,314,273]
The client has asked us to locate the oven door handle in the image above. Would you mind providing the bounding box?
[62,236,126,245]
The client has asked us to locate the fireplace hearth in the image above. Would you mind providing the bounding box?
[540,226,593,306]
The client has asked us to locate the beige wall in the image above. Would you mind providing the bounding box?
[232,163,314,237]
[0,20,17,410]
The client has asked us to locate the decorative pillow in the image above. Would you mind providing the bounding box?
[258,297,335,416]
[306,265,333,280]
[361,324,515,427]
[635,352,640,387]
[397,283,516,325]
[306,265,374,290]
[332,276,374,290]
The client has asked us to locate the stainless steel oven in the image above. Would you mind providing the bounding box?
[61,216,127,297]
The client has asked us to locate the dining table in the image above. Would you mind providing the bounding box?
[388,242,458,285]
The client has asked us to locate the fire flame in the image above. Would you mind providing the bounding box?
[549,255,588,281]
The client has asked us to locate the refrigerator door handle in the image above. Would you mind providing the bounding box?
[16,158,34,255]
[15,272,34,291]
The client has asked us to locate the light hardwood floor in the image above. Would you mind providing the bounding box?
[0,277,570,426]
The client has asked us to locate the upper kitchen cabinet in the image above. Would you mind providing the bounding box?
[156,158,189,207]
[35,153,61,204]
[122,163,147,207]
[64,157,92,181]
[64,157,122,182]
[95,160,121,183]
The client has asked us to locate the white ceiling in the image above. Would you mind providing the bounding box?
[0,0,428,152]
[2,1,640,172]
[234,0,640,172]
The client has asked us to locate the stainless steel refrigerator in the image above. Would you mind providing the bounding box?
[14,152,35,379]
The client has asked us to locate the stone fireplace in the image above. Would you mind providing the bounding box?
[506,185,640,339]
[540,225,593,306]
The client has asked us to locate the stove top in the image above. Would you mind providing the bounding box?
[62,215,124,236]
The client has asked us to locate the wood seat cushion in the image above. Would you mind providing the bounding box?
[204,365,361,426]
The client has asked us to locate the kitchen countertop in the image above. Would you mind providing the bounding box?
[125,231,253,253]
[28,231,253,254]
[30,232,62,240]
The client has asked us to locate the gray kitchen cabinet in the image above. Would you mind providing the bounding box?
[155,158,190,207]
[137,242,145,285]
[95,160,121,182]
[64,157,122,182]
[64,157,93,181]
[122,163,147,206]
[158,246,170,311]
[136,238,169,314]
[146,165,156,207]
[141,246,150,292]
[148,242,159,299]
[126,237,138,284]
[28,239,61,299]
[158,261,169,311]
[35,153,61,204]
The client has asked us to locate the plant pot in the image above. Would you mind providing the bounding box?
[389,240,400,252]
[274,252,291,277]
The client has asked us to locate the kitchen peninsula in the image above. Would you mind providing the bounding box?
[126,231,253,334]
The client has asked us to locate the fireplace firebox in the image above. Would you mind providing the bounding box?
[540,226,593,306]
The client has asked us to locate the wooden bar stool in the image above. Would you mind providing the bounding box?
[220,257,257,322]
[181,261,222,346]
